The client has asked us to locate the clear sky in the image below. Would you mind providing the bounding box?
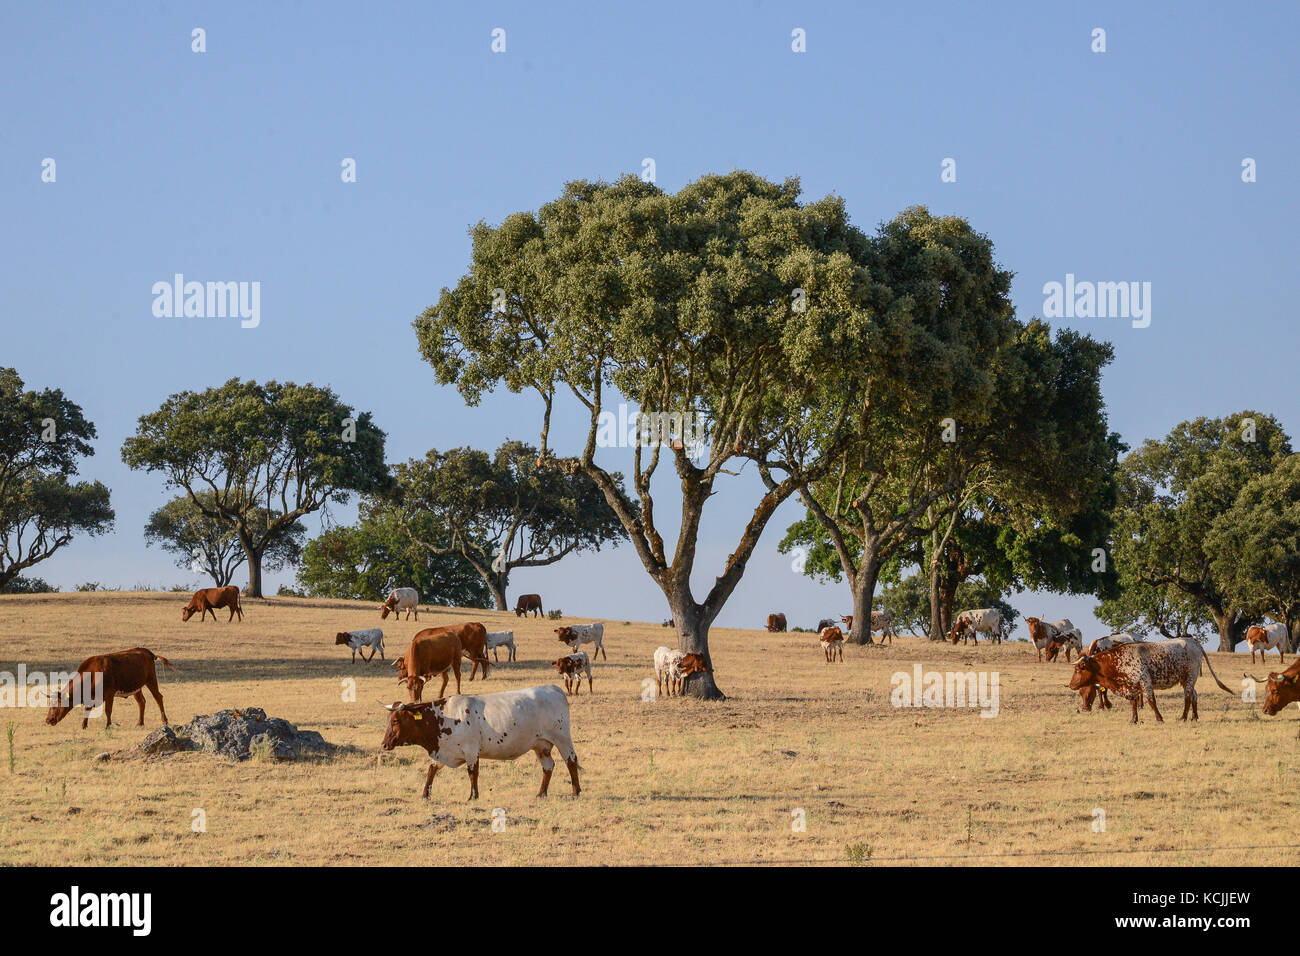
[3,2,1296,648]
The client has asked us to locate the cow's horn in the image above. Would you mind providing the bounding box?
[1243,672,1268,683]
[379,700,398,711]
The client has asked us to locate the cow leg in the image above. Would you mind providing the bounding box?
[422,762,441,799]
[467,761,480,800]
[1146,688,1163,722]
[81,710,89,730]
[1130,695,1140,723]
[103,695,114,728]
[134,691,146,726]
[598,643,606,661]
[437,670,450,699]
[535,746,555,796]
[564,751,581,796]
[144,673,168,725]
[587,671,593,693]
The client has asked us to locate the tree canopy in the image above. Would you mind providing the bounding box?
[121,378,390,596]
[0,368,114,589]
[414,171,887,698]
[386,440,627,609]
[144,493,305,588]
[297,498,490,607]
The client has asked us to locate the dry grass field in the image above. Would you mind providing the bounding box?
[0,592,1294,867]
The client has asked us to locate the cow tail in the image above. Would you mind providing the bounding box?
[1199,646,1234,695]
[148,650,177,671]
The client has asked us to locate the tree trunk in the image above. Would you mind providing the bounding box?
[245,549,263,598]
[847,556,882,645]
[1212,611,1248,652]
[669,593,726,700]
[928,556,945,641]
[488,574,507,611]
[938,580,958,638]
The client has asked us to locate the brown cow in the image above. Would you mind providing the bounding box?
[819,626,844,663]
[766,613,787,633]
[1068,639,1234,723]
[395,623,491,700]
[514,594,544,618]
[677,653,709,688]
[1245,657,1300,716]
[45,648,173,729]
[181,585,242,622]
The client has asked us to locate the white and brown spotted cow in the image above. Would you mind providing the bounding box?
[1068,638,1235,723]
[949,608,1003,645]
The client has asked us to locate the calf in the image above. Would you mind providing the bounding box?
[653,646,685,698]
[1245,622,1287,664]
[1026,617,1074,660]
[335,628,385,663]
[676,652,710,690]
[514,593,544,618]
[380,587,419,621]
[1068,639,1235,723]
[819,626,844,663]
[181,585,242,623]
[1045,626,1084,663]
[485,629,517,663]
[551,652,593,695]
[556,622,606,661]
[766,612,787,633]
[1244,657,1300,716]
[45,648,173,730]
[380,685,581,799]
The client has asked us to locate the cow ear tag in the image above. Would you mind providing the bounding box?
[412,712,422,720]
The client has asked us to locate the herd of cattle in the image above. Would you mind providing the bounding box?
[32,586,1299,801]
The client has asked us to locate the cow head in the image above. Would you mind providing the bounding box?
[555,626,574,644]
[947,620,968,644]
[1044,640,1063,662]
[44,683,76,725]
[380,700,451,753]
[551,656,577,675]
[43,673,98,726]
[1068,655,1101,691]
[678,653,708,677]
[181,604,196,622]
[840,615,853,629]
[334,632,352,646]
[1250,670,1300,716]
[380,602,393,620]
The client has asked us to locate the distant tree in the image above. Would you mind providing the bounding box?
[297,499,489,607]
[388,440,627,610]
[0,575,58,594]
[1206,452,1300,650]
[144,493,305,588]
[122,379,390,597]
[1098,412,1291,649]
[0,368,114,590]
[878,572,1018,639]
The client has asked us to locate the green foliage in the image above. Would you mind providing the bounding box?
[122,378,390,596]
[0,368,114,590]
[297,499,489,608]
[145,493,305,588]
[1098,412,1292,645]
[413,171,889,689]
[0,575,57,594]
[388,440,626,607]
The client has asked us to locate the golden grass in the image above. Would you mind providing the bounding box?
[0,591,1294,866]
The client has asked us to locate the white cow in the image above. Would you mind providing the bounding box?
[1246,622,1288,664]
[870,609,895,644]
[653,646,685,698]
[335,627,385,663]
[380,685,581,800]
[485,629,517,662]
[950,608,1003,645]
[380,587,419,621]
[556,622,606,660]
[1085,632,1138,656]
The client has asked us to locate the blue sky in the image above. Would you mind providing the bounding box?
[2,1,1296,647]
